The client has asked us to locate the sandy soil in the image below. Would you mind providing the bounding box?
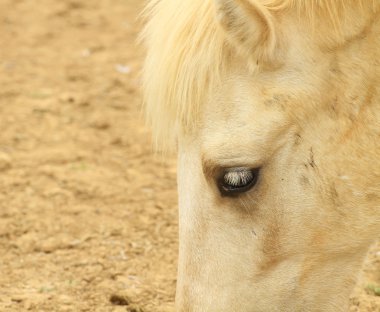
[0,0,378,311]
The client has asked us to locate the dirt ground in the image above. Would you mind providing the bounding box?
[0,0,378,311]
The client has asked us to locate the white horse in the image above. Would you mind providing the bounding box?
[142,0,380,311]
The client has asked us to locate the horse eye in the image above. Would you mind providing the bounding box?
[218,167,260,196]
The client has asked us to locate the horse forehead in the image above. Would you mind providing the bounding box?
[201,78,290,146]
[203,74,267,121]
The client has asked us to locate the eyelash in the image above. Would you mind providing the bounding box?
[224,170,254,187]
[217,167,260,196]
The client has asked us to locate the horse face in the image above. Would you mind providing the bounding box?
[174,2,380,311]
[176,63,378,312]
[176,67,365,312]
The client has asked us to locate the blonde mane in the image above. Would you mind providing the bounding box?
[141,0,378,150]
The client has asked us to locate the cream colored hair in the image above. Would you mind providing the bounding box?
[141,0,378,150]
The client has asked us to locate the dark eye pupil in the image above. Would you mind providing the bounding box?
[218,167,259,196]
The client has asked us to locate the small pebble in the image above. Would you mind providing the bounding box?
[115,64,131,74]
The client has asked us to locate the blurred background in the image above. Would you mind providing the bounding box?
[0,0,378,311]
